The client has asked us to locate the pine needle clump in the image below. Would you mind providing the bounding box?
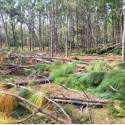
[24,64,49,75]
[109,61,120,70]
[0,113,14,124]
[18,88,33,99]
[30,92,46,107]
[33,64,49,73]
[54,74,84,90]
[49,62,76,81]
[79,72,105,88]
[114,63,125,70]
[96,70,125,94]
[48,61,63,71]
[86,60,111,72]
[0,93,15,114]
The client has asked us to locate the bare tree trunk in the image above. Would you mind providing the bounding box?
[20,23,24,50]
[50,11,54,57]
[10,17,17,47]
[122,13,125,62]
[122,1,125,62]
[65,16,68,57]
[38,11,42,50]
[0,13,9,47]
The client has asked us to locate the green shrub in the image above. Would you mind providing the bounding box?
[79,72,105,87]
[86,60,111,72]
[84,48,96,54]
[113,48,122,55]
[33,64,49,73]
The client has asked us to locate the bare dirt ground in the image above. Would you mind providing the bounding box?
[93,108,125,124]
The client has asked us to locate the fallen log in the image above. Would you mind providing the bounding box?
[32,58,52,64]
[0,68,21,75]
[8,54,54,64]
[49,96,108,107]
[1,63,33,68]
[15,78,50,86]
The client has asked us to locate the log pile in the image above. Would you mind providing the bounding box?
[97,43,121,54]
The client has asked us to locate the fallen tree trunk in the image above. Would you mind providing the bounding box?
[1,63,33,68]
[50,96,108,107]
[15,78,50,86]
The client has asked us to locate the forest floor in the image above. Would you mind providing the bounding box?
[2,75,125,124]
[93,108,125,124]
[0,50,124,124]
[56,54,121,62]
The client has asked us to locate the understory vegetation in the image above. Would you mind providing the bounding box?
[1,52,125,123]
[44,60,125,117]
[25,61,125,114]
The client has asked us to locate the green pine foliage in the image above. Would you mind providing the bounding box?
[18,88,33,99]
[49,62,76,81]
[33,64,49,72]
[115,63,125,70]
[79,72,105,88]
[24,64,49,75]
[48,61,63,71]
[96,70,125,94]
[86,60,111,72]
[54,74,84,90]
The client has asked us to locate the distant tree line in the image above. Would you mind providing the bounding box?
[0,0,123,56]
